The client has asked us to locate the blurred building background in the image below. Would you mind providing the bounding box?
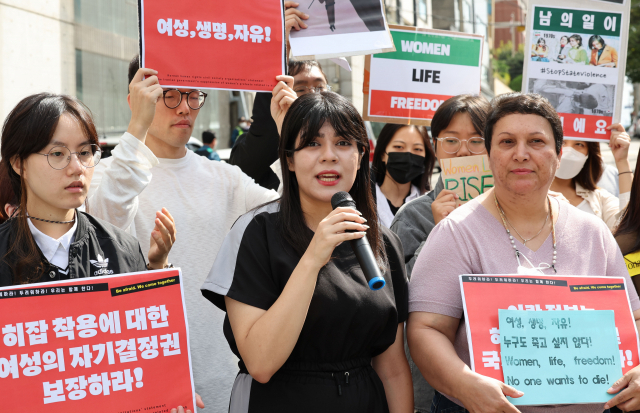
[2,0,636,150]
[0,0,233,148]
[0,0,496,150]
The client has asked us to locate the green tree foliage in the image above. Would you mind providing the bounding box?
[627,0,640,83]
[492,41,525,91]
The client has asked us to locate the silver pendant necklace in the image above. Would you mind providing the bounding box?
[494,193,557,273]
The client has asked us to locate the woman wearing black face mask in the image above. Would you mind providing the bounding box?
[371,124,436,227]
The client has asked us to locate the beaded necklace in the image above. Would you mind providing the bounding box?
[494,193,557,273]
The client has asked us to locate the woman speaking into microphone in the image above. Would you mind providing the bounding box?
[201,77,412,413]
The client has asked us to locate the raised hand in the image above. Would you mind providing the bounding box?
[147,207,176,270]
[127,68,163,141]
[270,75,297,135]
[431,189,459,225]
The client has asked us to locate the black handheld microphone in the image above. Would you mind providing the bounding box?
[330,191,386,291]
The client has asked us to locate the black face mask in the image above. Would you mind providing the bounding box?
[385,152,425,184]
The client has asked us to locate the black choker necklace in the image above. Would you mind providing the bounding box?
[27,216,75,225]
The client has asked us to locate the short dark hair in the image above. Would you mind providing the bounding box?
[572,142,603,191]
[128,55,140,92]
[588,35,606,50]
[484,93,563,155]
[202,130,216,144]
[569,34,583,47]
[288,60,328,82]
[430,94,491,150]
[372,124,436,193]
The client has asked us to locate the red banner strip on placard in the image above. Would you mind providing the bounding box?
[559,112,613,142]
[369,90,453,120]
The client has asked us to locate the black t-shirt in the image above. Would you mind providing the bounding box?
[201,202,408,369]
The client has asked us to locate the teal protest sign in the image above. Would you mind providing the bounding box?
[499,309,622,405]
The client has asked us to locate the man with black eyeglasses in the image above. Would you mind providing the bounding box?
[88,55,279,412]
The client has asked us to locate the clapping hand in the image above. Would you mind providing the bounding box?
[147,208,176,270]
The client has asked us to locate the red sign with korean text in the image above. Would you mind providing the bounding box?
[460,275,640,381]
[139,0,285,92]
[0,270,195,412]
[561,113,613,142]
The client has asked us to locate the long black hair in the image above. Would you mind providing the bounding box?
[615,149,640,252]
[1,93,99,284]
[372,124,436,193]
[278,92,387,268]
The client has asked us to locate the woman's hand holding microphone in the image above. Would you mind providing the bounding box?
[303,208,368,269]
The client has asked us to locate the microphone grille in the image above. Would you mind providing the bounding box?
[331,191,355,210]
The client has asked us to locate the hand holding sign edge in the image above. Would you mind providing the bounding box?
[271,75,296,135]
[127,67,163,142]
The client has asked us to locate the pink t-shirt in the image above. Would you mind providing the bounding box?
[410,197,640,413]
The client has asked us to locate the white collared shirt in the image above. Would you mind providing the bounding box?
[376,183,421,228]
[27,218,77,270]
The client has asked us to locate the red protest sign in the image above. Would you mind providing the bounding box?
[0,270,195,412]
[460,275,640,380]
[139,0,285,92]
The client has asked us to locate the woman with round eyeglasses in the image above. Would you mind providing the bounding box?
[390,94,491,272]
[0,93,176,288]
[387,95,491,412]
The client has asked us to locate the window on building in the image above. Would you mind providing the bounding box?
[419,0,427,20]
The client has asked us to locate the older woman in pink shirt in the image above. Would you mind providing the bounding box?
[407,93,640,413]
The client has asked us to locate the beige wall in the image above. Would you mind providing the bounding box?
[0,0,75,122]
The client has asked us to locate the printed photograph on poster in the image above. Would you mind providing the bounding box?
[289,0,394,59]
[530,32,620,67]
[139,0,285,92]
[363,25,483,125]
[523,5,625,141]
[529,79,615,117]
[292,0,387,37]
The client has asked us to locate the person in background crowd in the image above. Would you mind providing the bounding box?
[388,95,490,412]
[230,116,250,148]
[407,93,640,413]
[195,130,220,161]
[567,34,589,65]
[87,56,279,412]
[230,59,330,190]
[615,151,640,294]
[589,34,618,68]
[371,124,435,227]
[229,1,328,191]
[202,80,412,413]
[391,95,491,275]
[531,38,549,62]
[549,125,631,231]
